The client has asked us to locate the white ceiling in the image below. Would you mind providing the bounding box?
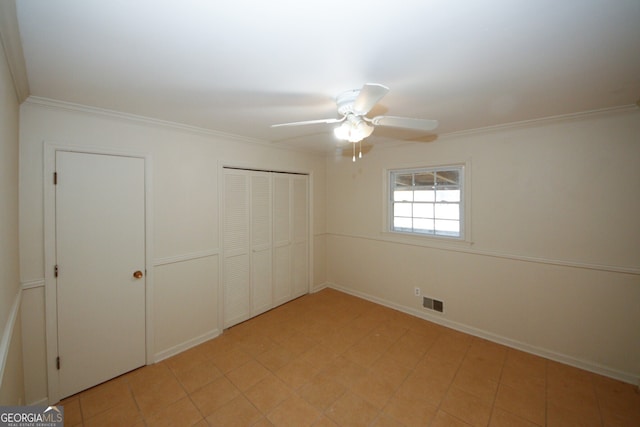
[14,0,640,152]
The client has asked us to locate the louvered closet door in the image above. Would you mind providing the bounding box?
[223,171,251,327]
[250,172,273,316]
[223,169,308,327]
[292,176,309,298]
[272,174,292,305]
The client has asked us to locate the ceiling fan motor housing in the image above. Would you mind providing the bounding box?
[336,89,361,116]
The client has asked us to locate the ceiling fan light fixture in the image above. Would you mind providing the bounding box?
[333,117,374,143]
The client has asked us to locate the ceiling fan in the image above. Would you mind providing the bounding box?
[272,83,439,161]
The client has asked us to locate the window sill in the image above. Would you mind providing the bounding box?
[380,230,474,250]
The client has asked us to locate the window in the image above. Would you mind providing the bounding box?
[389,165,464,238]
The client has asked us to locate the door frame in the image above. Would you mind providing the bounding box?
[43,142,154,404]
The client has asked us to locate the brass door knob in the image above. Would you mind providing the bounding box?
[133,270,143,279]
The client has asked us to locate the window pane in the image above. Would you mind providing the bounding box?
[414,190,434,202]
[393,173,413,189]
[414,172,435,187]
[413,203,434,219]
[435,219,460,235]
[435,189,460,202]
[413,218,434,233]
[394,203,412,217]
[436,170,459,185]
[394,190,413,202]
[434,203,459,220]
[394,217,412,230]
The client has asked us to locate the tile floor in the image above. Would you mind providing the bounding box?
[59,288,640,427]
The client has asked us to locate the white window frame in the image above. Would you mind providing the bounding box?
[387,164,466,240]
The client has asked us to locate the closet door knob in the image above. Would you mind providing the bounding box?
[133,270,143,279]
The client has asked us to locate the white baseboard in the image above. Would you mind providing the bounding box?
[327,282,639,385]
[153,329,220,363]
[27,397,49,406]
[310,282,329,293]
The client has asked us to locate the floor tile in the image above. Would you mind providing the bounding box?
[494,383,545,426]
[130,369,187,417]
[383,394,438,427]
[171,358,223,393]
[163,345,210,374]
[267,395,322,427]
[371,413,406,427]
[452,367,499,403]
[325,391,380,427]
[351,373,397,409]
[489,407,540,427]
[431,410,473,427]
[210,346,253,373]
[59,397,82,426]
[142,396,203,427]
[275,358,319,390]
[83,399,142,427]
[206,394,262,427]
[343,339,383,368]
[190,376,240,417]
[79,377,133,419]
[244,374,292,414]
[320,355,368,387]
[255,344,295,372]
[440,386,493,427]
[298,374,347,411]
[59,289,637,427]
[226,359,271,391]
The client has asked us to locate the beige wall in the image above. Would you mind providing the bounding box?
[325,109,640,383]
[18,99,327,404]
[15,79,639,402]
[0,32,25,404]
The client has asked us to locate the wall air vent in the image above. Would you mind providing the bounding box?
[423,296,444,313]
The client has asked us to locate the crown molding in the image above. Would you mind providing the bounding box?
[0,0,30,103]
[438,104,638,140]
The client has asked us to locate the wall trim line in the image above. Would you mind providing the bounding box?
[327,282,639,385]
[21,279,45,290]
[328,232,639,276]
[0,288,22,390]
[153,249,219,267]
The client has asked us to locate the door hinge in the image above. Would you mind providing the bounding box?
[56,356,60,370]
[54,172,57,185]
[54,265,58,278]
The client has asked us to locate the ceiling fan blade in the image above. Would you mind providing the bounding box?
[353,83,389,115]
[371,116,438,131]
[271,117,343,128]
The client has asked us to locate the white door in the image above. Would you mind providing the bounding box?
[55,151,146,398]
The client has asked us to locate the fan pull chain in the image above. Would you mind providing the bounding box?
[352,143,356,162]
[359,141,362,158]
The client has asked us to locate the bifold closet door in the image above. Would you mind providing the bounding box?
[223,168,308,328]
[272,174,292,305]
[291,175,309,298]
[223,171,251,327]
[273,173,309,304]
[250,172,273,316]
